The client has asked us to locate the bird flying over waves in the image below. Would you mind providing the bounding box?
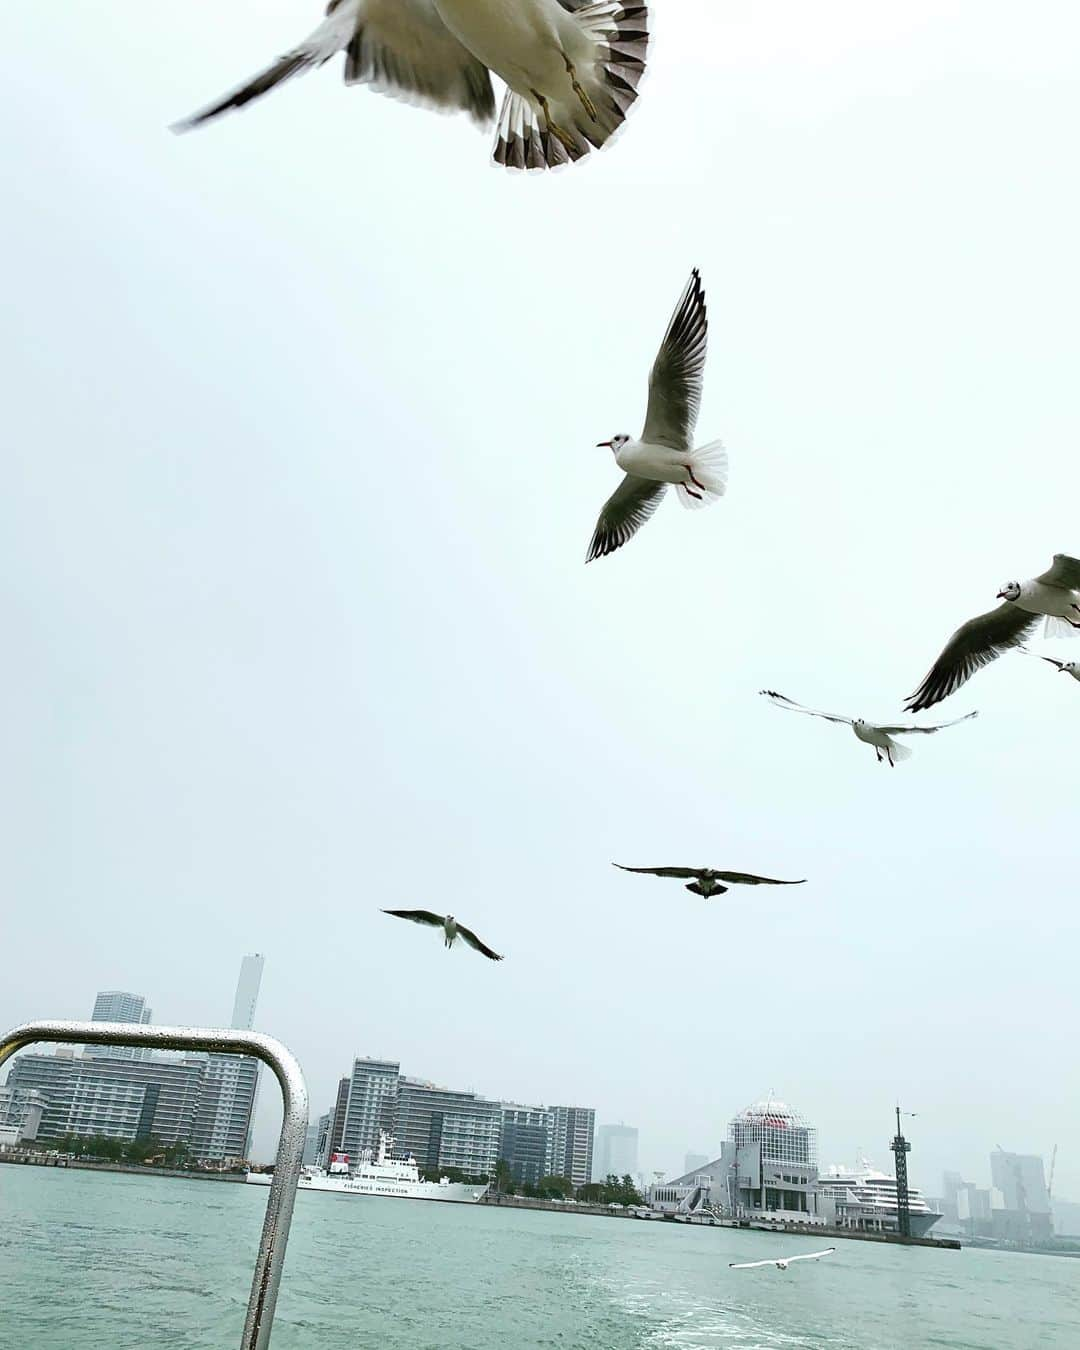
[612,864,805,897]
[760,690,977,767]
[905,554,1080,712]
[1020,647,1080,682]
[173,0,649,173]
[382,910,503,960]
[730,1248,835,1272]
[587,269,727,561]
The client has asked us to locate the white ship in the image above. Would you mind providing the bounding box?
[817,1157,942,1238]
[245,1133,489,1204]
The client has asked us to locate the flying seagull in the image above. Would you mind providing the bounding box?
[730,1248,835,1272]
[173,0,649,172]
[1020,647,1080,682]
[381,909,503,960]
[613,864,805,898]
[760,690,977,767]
[905,554,1080,712]
[588,269,727,561]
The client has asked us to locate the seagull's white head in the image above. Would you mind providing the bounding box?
[596,433,630,455]
[997,581,1021,601]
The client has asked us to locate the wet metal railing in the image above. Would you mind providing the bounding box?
[0,1020,308,1350]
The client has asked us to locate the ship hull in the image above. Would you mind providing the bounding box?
[245,1172,487,1204]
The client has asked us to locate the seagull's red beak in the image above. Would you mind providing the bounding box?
[596,440,613,448]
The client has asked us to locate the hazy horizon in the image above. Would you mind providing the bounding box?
[2,3,1077,1202]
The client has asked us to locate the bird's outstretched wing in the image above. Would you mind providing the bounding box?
[759,690,852,726]
[728,1258,776,1270]
[641,269,708,450]
[587,476,666,561]
[1020,646,1067,670]
[614,864,700,879]
[456,923,503,962]
[876,711,978,736]
[173,0,495,132]
[1035,554,1080,591]
[713,872,806,887]
[382,908,444,927]
[905,603,1039,712]
[785,1248,835,1264]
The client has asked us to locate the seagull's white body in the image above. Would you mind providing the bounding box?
[435,0,588,97]
[1021,648,1080,681]
[1012,579,1080,633]
[615,438,702,485]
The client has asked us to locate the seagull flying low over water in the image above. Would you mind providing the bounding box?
[382,910,503,960]
[905,554,1080,712]
[173,0,649,172]
[730,1248,835,1272]
[760,690,977,767]
[613,863,805,898]
[588,269,727,561]
[1020,647,1080,682]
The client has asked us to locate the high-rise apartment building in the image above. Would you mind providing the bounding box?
[595,1123,638,1180]
[87,991,153,1060]
[499,1105,555,1186]
[190,954,265,1160]
[550,1106,595,1187]
[339,1059,401,1159]
[396,1078,501,1176]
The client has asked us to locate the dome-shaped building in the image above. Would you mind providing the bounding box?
[721,1095,820,1220]
[729,1097,817,1172]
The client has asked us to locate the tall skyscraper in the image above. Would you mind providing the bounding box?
[87,991,152,1060]
[190,955,265,1160]
[595,1123,638,1180]
[230,954,264,1031]
[989,1150,1053,1239]
[550,1106,596,1187]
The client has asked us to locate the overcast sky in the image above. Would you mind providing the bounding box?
[1,2,1078,1198]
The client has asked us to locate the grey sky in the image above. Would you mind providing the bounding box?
[1,2,1078,1197]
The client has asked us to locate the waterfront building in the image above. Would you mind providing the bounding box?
[86,991,153,1061]
[4,1051,205,1145]
[684,1152,709,1176]
[595,1123,638,1181]
[499,1105,554,1186]
[305,1115,329,1165]
[396,1077,501,1176]
[650,1097,821,1222]
[550,1106,595,1188]
[989,1150,1053,1240]
[321,1075,352,1164]
[0,1085,47,1146]
[339,1059,401,1159]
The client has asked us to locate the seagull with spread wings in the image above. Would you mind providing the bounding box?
[1020,647,1080,682]
[587,268,727,561]
[730,1248,835,1272]
[173,1,648,172]
[613,863,805,898]
[906,555,1080,711]
[382,910,503,961]
[760,690,977,767]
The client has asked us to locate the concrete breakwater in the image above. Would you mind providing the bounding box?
[480,1194,961,1249]
[0,1153,245,1182]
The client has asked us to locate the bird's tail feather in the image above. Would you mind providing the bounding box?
[886,738,913,763]
[676,439,727,510]
[1044,615,1080,639]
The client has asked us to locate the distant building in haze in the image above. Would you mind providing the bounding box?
[989,1150,1053,1241]
[86,991,153,1061]
[595,1123,638,1180]
[189,955,264,1160]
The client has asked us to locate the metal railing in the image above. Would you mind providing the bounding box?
[0,1019,308,1350]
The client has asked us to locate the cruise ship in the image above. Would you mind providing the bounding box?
[246,1132,488,1204]
[817,1158,942,1237]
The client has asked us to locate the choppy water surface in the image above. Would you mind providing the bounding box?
[1,1168,1077,1348]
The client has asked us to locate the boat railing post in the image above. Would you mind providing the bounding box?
[0,1019,309,1350]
